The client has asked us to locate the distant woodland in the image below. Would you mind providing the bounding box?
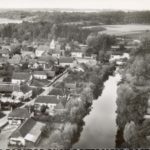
[1,11,150,24]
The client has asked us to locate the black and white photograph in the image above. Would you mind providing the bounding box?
[0,0,150,149]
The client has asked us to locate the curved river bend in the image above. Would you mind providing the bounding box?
[73,70,121,148]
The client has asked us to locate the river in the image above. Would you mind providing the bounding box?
[73,69,121,148]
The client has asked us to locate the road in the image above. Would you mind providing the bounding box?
[0,70,68,128]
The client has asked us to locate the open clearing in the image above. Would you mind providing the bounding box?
[99,24,150,35]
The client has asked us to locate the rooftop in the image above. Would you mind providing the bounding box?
[49,88,64,96]
[59,57,74,63]
[8,108,30,119]
[34,71,47,76]
[0,83,19,93]
[10,118,45,142]
[36,45,50,51]
[35,95,59,104]
[12,72,31,80]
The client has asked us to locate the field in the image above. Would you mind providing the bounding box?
[100,24,150,37]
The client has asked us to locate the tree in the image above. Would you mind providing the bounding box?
[123,121,137,143]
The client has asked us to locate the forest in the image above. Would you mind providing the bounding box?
[1,10,150,24]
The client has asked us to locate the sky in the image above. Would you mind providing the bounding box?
[0,0,150,11]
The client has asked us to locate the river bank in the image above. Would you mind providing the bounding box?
[116,48,150,148]
[73,70,121,148]
[37,62,116,149]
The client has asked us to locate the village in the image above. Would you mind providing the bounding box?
[0,36,99,148]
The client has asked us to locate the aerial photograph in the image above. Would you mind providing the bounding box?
[0,0,150,148]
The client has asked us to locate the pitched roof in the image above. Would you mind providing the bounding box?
[38,56,56,63]
[49,88,64,96]
[12,72,31,80]
[65,83,76,89]
[36,45,50,51]
[59,57,74,63]
[10,118,36,138]
[24,121,45,143]
[20,84,32,93]
[35,95,58,104]
[55,102,65,110]
[8,108,30,119]
[0,83,19,93]
[33,71,47,76]
[45,70,55,77]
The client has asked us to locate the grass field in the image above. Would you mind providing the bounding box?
[99,24,150,37]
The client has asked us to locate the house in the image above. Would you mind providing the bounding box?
[52,50,61,59]
[54,101,66,115]
[79,44,88,52]
[12,84,32,101]
[34,95,59,114]
[35,45,50,57]
[8,118,45,147]
[45,70,55,79]
[71,49,83,58]
[76,57,97,66]
[21,46,35,59]
[0,83,19,95]
[28,59,38,69]
[49,88,64,98]
[37,56,56,70]
[111,45,120,51]
[0,48,10,58]
[1,45,11,52]
[11,72,32,85]
[33,71,47,80]
[59,57,74,67]
[65,83,77,92]
[8,108,30,125]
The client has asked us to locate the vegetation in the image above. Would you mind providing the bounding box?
[116,40,150,148]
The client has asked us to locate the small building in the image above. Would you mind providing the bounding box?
[49,88,64,97]
[71,49,83,58]
[12,84,32,101]
[21,47,35,59]
[59,57,74,67]
[65,82,77,92]
[45,70,55,79]
[33,71,47,80]
[35,45,50,57]
[8,118,45,147]
[76,57,97,66]
[8,108,30,125]
[37,56,56,70]
[54,101,66,115]
[11,72,32,85]
[52,50,61,59]
[111,45,120,51]
[34,95,59,114]
[0,83,19,95]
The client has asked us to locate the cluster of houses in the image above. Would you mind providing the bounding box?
[7,81,79,147]
[0,38,97,148]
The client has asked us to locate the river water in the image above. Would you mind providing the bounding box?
[73,69,121,148]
